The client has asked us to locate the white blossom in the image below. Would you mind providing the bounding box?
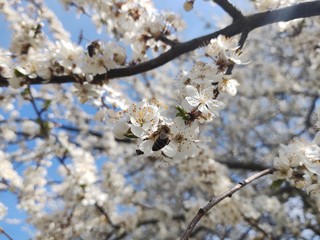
[304,132,320,175]
[218,78,240,96]
[128,101,160,137]
[73,83,102,103]
[185,85,225,116]
[163,117,199,160]
[113,119,130,140]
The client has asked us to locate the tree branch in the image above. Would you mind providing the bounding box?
[0,227,14,240]
[157,34,178,47]
[95,204,120,229]
[243,216,275,240]
[180,167,275,240]
[215,159,269,171]
[213,0,243,20]
[0,1,319,87]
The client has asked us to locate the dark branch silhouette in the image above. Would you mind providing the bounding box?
[0,1,319,87]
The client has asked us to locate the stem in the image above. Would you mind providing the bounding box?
[0,227,14,240]
[180,167,275,240]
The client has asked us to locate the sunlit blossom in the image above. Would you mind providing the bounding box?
[185,85,225,116]
[218,78,240,96]
[128,101,160,137]
[163,117,199,160]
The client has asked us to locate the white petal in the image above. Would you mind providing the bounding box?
[130,125,145,138]
[207,100,224,111]
[180,141,199,157]
[198,104,210,115]
[162,142,177,157]
[172,150,188,161]
[227,86,237,96]
[130,116,140,127]
[273,156,290,171]
[113,121,129,139]
[171,117,185,135]
[185,96,199,107]
[304,161,320,176]
[139,140,154,156]
[314,131,320,145]
[183,123,199,139]
[305,144,320,160]
[186,85,199,97]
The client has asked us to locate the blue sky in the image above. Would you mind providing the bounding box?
[0,1,246,239]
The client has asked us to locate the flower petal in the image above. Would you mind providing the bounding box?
[162,142,177,157]
[139,140,154,156]
[185,96,199,107]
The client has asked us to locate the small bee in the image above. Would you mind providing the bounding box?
[152,125,171,151]
[135,125,171,155]
[87,40,101,57]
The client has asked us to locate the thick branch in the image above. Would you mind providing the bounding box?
[180,167,275,240]
[0,1,320,87]
[97,1,320,83]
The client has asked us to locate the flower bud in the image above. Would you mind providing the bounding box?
[183,1,194,12]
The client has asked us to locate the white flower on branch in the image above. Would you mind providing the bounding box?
[0,49,13,78]
[218,77,240,96]
[304,132,320,176]
[206,35,239,57]
[163,117,200,160]
[113,119,130,140]
[185,85,224,116]
[0,151,23,190]
[73,83,102,103]
[55,40,84,75]
[128,101,160,137]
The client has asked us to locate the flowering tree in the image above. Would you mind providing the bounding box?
[0,0,320,239]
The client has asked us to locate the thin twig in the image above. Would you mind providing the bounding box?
[0,228,14,240]
[27,85,49,138]
[225,30,249,75]
[243,216,275,240]
[180,167,275,240]
[95,204,120,229]
[305,96,318,129]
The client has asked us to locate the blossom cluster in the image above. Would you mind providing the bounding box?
[0,1,126,82]
[113,35,243,162]
[0,0,187,107]
[273,107,320,208]
[59,0,186,61]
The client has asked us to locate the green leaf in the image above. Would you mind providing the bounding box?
[42,100,51,111]
[21,87,30,97]
[270,179,284,189]
[175,106,187,117]
[124,132,139,139]
[14,68,26,77]
[36,118,50,137]
[175,106,192,121]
